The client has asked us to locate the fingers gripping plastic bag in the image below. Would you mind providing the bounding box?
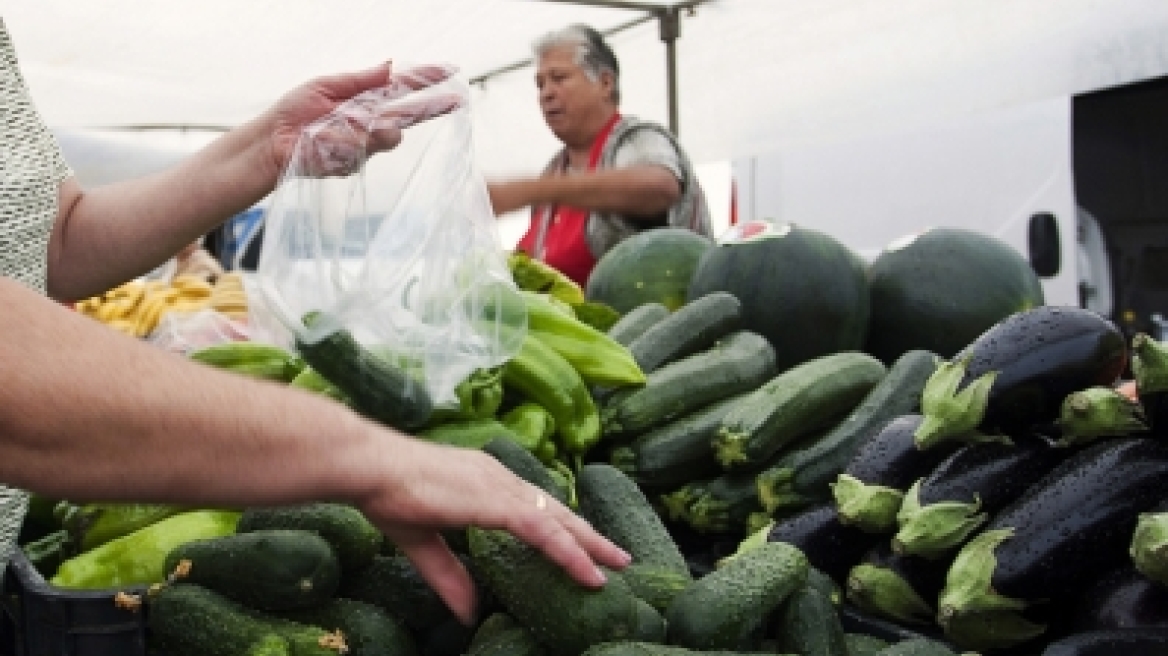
[252,65,525,430]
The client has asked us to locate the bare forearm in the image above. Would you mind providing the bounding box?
[489,166,679,218]
[0,277,386,506]
[47,116,279,301]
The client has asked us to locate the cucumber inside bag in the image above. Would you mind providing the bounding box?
[250,64,526,410]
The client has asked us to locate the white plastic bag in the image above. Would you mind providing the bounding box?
[252,65,525,407]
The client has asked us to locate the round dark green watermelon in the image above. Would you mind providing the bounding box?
[865,227,1045,364]
[586,228,714,313]
[686,220,870,372]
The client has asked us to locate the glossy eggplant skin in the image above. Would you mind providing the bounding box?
[1042,627,1168,656]
[844,414,957,489]
[916,438,1065,510]
[957,306,1127,435]
[985,438,1168,602]
[766,503,881,585]
[1067,565,1168,632]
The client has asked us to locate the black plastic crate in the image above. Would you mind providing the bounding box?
[1,548,151,656]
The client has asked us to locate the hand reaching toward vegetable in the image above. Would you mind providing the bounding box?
[357,437,631,625]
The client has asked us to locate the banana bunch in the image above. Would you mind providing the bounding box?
[208,272,248,322]
[75,275,214,338]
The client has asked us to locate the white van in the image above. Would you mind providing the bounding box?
[732,75,1168,341]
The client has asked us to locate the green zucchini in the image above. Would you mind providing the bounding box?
[756,350,938,514]
[627,291,742,374]
[602,331,777,438]
[679,473,763,535]
[466,613,519,652]
[611,393,748,491]
[607,303,671,346]
[465,625,546,656]
[666,542,808,650]
[164,530,340,612]
[716,351,887,471]
[296,313,431,430]
[236,503,381,573]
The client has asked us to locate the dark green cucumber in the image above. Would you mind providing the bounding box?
[846,633,891,656]
[774,582,848,656]
[875,638,958,655]
[164,529,340,612]
[465,624,547,656]
[466,613,518,651]
[666,541,808,650]
[607,303,671,346]
[755,350,937,515]
[680,473,763,535]
[419,617,476,656]
[468,527,642,654]
[148,583,340,656]
[482,437,569,506]
[631,598,667,644]
[611,393,748,491]
[279,598,418,656]
[576,464,690,578]
[805,566,843,606]
[236,503,382,573]
[602,331,777,437]
[715,351,887,471]
[296,314,432,430]
[339,553,457,632]
[627,291,742,374]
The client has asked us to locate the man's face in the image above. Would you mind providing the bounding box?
[536,46,610,142]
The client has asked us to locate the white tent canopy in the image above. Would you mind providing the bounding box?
[7,0,1168,192]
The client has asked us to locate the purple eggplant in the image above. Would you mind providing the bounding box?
[766,503,881,586]
[915,306,1127,450]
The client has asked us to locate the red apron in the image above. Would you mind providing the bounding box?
[516,113,621,287]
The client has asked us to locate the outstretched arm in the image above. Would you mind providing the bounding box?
[487,165,680,217]
[0,275,628,623]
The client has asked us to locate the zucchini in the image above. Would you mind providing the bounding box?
[626,291,742,374]
[577,465,691,609]
[236,503,382,573]
[339,553,457,633]
[148,583,341,656]
[602,331,777,437]
[482,437,569,506]
[164,529,340,612]
[607,303,670,346]
[679,472,763,535]
[832,414,962,534]
[715,352,887,471]
[296,314,432,430]
[846,541,950,626]
[766,503,881,586]
[468,527,643,654]
[938,438,1168,651]
[666,542,808,650]
[279,598,418,656]
[894,438,1065,559]
[611,393,748,491]
[755,350,937,515]
[774,581,848,656]
[1042,628,1168,656]
[915,305,1128,450]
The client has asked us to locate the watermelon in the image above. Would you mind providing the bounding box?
[686,220,870,373]
[864,227,1045,364]
[586,228,713,313]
